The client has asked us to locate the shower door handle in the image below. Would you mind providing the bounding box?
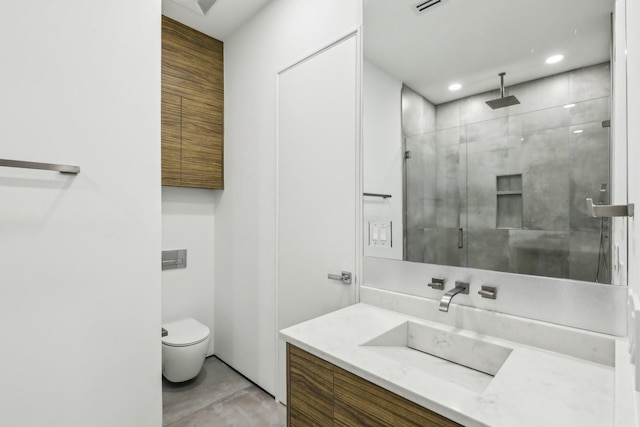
[328,271,352,285]
[457,228,464,248]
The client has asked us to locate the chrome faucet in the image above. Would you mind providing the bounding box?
[439,281,469,312]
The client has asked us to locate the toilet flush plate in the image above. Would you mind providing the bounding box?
[162,249,187,270]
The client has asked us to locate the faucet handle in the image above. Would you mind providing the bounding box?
[478,285,497,299]
[428,278,445,290]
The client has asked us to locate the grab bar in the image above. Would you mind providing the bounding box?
[0,158,80,174]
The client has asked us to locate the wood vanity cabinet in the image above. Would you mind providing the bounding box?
[287,344,461,427]
[161,16,224,189]
[288,344,334,426]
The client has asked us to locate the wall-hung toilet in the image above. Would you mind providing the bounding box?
[162,318,210,382]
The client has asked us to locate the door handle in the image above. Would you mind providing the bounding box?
[328,271,352,285]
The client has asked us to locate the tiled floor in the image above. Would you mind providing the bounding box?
[163,356,286,427]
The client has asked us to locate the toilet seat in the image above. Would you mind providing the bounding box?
[162,318,209,347]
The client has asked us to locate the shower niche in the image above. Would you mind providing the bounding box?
[496,174,523,229]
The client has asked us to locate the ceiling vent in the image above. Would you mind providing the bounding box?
[171,0,218,16]
[413,0,448,14]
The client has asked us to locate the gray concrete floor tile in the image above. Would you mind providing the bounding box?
[163,356,271,426]
[165,387,286,427]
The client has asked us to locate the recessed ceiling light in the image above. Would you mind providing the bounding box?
[563,103,576,109]
[573,129,583,134]
[546,54,564,64]
[448,83,462,91]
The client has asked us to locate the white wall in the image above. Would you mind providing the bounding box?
[162,187,215,356]
[216,0,361,394]
[0,1,161,426]
[363,60,403,260]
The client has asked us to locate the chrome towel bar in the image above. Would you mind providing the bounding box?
[0,158,80,174]
[364,192,392,199]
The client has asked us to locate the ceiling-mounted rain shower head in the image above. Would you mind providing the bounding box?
[485,72,520,109]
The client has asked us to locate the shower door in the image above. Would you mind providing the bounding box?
[404,99,611,282]
[404,127,467,266]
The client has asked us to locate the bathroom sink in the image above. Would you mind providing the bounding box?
[361,321,512,378]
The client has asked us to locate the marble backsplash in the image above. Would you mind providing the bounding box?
[359,285,615,366]
[363,256,627,336]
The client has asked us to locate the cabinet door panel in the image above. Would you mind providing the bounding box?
[334,367,461,427]
[287,344,334,427]
[162,16,222,101]
[161,92,181,186]
[181,97,223,189]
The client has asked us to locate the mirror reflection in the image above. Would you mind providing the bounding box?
[363,0,615,283]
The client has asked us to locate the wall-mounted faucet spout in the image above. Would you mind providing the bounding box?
[439,281,469,312]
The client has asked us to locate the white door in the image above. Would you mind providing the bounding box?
[276,33,359,403]
[628,0,640,295]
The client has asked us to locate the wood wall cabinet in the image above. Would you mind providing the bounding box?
[161,16,224,189]
[287,344,461,427]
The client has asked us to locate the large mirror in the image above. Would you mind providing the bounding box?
[363,0,618,283]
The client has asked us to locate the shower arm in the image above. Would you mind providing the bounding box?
[586,198,634,217]
[499,72,505,98]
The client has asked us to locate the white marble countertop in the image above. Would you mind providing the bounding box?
[280,303,615,427]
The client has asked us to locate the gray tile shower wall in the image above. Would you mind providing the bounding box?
[403,63,611,282]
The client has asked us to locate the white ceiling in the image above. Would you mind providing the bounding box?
[162,0,271,41]
[364,0,614,104]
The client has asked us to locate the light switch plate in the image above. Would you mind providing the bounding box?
[369,221,392,248]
